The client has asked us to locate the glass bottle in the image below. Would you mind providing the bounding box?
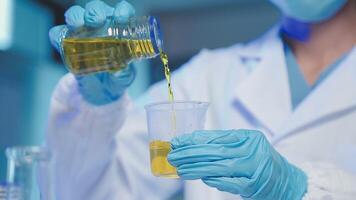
[6,146,54,200]
[0,183,22,200]
[58,16,164,75]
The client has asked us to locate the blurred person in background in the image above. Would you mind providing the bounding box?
[47,0,356,199]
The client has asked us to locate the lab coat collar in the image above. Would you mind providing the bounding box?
[273,46,356,143]
[233,26,356,141]
[233,26,292,137]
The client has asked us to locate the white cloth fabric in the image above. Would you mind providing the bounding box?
[46,26,356,200]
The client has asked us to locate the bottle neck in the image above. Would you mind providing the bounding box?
[109,16,164,57]
[148,16,163,54]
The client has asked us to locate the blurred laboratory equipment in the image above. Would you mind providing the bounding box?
[0,183,22,200]
[6,146,55,200]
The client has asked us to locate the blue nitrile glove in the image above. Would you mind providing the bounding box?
[48,0,136,105]
[168,130,307,200]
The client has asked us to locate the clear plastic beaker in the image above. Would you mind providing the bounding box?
[6,146,55,200]
[58,16,163,75]
[145,101,209,178]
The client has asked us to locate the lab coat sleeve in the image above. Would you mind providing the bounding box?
[46,74,182,200]
[300,162,356,200]
[46,73,131,200]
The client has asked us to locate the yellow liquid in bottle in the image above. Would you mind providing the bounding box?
[149,140,178,178]
[62,37,155,75]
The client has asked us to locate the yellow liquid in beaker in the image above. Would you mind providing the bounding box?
[149,140,178,178]
[62,37,155,75]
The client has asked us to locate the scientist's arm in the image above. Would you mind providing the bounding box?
[47,74,133,199]
[47,1,181,199]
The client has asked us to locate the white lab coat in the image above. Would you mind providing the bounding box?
[46,26,356,200]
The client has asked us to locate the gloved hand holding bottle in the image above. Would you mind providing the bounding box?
[49,0,137,105]
[168,130,307,200]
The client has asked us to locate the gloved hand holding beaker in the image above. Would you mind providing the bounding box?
[168,130,307,200]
